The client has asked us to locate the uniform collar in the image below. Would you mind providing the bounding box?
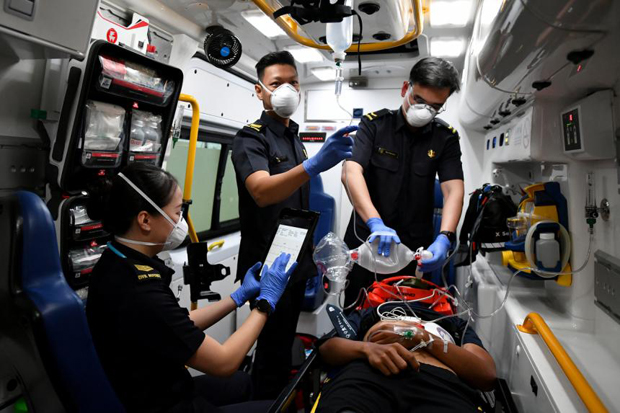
[260,111,299,137]
[109,240,172,276]
[395,106,434,136]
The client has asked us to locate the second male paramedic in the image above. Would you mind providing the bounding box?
[232,50,356,398]
[342,57,464,308]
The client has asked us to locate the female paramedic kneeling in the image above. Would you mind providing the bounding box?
[86,163,294,413]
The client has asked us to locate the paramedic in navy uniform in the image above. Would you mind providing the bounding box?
[232,51,356,398]
[342,57,465,308]
[86,163,295,412]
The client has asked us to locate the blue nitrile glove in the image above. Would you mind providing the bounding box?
[231,262,262,307]
[302,125,358,177]
[366,217,401,257]
[257,253,298,311]
[418,234,451,273]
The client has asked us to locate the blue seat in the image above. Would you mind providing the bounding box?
[302,175,333,311]
[429,180,456,287]
[0,191,124,412]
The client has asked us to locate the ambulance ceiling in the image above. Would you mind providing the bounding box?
[157,0,476,83]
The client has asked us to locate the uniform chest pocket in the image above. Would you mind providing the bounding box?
[269,155,294,174]
[370,149,399,172]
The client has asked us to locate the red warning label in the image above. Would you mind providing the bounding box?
[107,28,118,44]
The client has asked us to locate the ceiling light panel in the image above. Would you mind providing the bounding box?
[285,47,325,63]
[311,67,336,81]
[430,1,473,27]
[241,10,286,38]
[430,38,465,57]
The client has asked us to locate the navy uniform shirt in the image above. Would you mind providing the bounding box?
[344,108,464,251]
[86,241,205,413]
[232,111,313,283]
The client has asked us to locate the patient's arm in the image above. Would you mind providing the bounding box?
[366,324,497,391]
[319,337,419,376]
[426,339,496,391]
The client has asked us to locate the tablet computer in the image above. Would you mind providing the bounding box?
[261,208,320,276]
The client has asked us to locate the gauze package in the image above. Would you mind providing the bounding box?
[84,100,125,151]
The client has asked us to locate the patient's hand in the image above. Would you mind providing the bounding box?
[364,320,427,350]
[362,342,420,376]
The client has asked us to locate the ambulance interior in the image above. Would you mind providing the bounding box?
[1,0,619,412]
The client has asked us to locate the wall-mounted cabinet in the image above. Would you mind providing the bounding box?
[0,0,98,59]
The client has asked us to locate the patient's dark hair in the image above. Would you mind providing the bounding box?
[255,51,297,82]
[409,57,461,94]
[87,163,178,236]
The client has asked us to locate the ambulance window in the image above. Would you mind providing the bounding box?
[167,140,219,232]
[499,133,504,146]
[492,136,497,148]
[166,130,240,240]
[220,149,239,223]
[486,139,490,150]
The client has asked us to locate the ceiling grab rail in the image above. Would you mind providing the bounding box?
[250,0,423,52]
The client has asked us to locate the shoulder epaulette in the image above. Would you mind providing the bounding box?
[244,121,265,133]
[363,109,390,121]
[435,118,459,137]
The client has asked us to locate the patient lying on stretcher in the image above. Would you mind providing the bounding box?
[314,302,497,413]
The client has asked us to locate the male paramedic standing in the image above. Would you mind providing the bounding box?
[232,50,357,398]
[342,57,464,308]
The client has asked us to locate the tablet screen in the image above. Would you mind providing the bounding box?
[262,224,308,275]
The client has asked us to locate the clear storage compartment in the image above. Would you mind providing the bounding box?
[68,244,107,285]
[128,109,162,164]
[81,100,125,168]
[98,55,176,106]
[69,204,107,241]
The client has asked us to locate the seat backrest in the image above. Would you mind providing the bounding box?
[16,191,124,413]
[303,176,334,311]
[309,175,335,245]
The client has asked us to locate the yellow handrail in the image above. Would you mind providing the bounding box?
[517,313,608,413]
[251,0,423,53]
[178,94,202,312]
[178,94,200,245]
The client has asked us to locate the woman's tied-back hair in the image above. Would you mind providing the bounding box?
[87,163,178,236]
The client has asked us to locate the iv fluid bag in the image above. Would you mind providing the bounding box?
[351,237,415,274]
[326,0,354,61]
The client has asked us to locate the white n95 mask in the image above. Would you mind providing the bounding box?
[116,173,188,251]
[404,88,438,128]
[259,80,300,118]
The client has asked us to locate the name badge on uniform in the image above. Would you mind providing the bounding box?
[273,155,289,164]
[376,147,399,159]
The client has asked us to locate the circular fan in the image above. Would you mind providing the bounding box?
[203,26,242,69]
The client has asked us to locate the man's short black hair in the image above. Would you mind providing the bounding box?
[255,51,297,82]
[409,57,461,94]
